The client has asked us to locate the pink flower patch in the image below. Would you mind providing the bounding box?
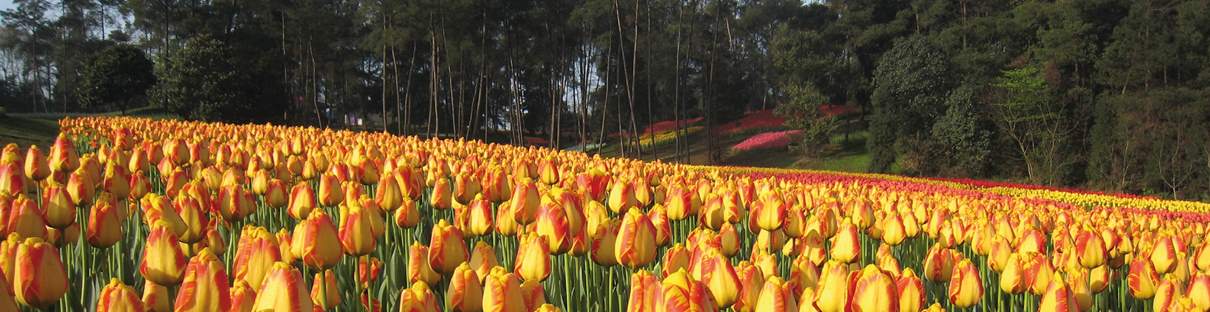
[731,130,802,152]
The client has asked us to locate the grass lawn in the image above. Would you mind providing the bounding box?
[0,115,60,148]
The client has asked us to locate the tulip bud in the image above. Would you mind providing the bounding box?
[755,276,798,312]
[829,222,860,263]
[174,248,232,312]
[815,261,850,312]
[429,219,469,274]
[311,269,341,309]
[0,263,15,311]
[4,195,46,239]
[514,232,552,283]
[616,208,657,268]
[400,282,441,312]
[948,259,982,308]
[754,198,786,231]
[287,182,315,220]
[140,222,188,286]
[252,262,312,311]
[97,278,143,312]
[264,179,288,209]
[218,185,256,223]
[1075,230,1106,269]
[431,176,453,210]
[734,261,765,312]
[40,186,74,229]
[49,134,79,174]
[608,180,637,214]
[318,173,343,207]
[662,268,718,311]
[448,263,483,311]
[174,195,207,244]
[409,242,441,285]
[897,268,924,312]
[1128,257,1161,299]
[339,203,378,256]
[142,282,170,312]
[469,242,500,283]
[698,248,740,308]
[661,244,690,278]
[923,244,956,282]
[0,164,22,196]
[1151,236,1178,274]
[13,238,68,308]
[1038,278,1078,312]
[290,209,341,269]
[848,264,896,312]
[482,268,526,312]
[1188,274,1210,311]
[102,162,131,199]
[229,280,256,312]
[395,198,420,228]
[86,193,124,248]
[233,226,280,288]
[23,146,49,181]
[465,195,494,237]
[510,180,540,224]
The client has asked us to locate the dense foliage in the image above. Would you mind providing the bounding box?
[2,0,1210,199]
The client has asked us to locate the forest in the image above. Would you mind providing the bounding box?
[2,0,1209,200]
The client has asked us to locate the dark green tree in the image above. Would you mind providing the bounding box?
[149,34,236,121]
[77,44,155,113]
[867,35,952,172]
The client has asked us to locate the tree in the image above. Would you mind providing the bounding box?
[930,84,992,177]
[867,35,952,172]
[991,64,1070,184]
[149,34,237,121]
[78,44,155,113]
[774,82,834,157]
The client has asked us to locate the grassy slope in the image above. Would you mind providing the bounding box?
[0,106,176,148]
[592,126,875,173]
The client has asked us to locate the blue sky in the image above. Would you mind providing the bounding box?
[0,1,12,12]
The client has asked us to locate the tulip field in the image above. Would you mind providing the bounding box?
[1,117,1210,312]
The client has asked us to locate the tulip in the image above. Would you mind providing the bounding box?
[628,270,663,312]
[664,187,695,221]
[521,280,547,311]
[219,185,256,222]
[291,209,341,269]
[339,203,378,256]
[248,262,311,312]
[923,244,956,282]
[661,244,690,278]
[102,162,131,199]
[23,145,48,181]
[469,242,500,283]
[41,186,74,229]
[1195,244,1210,273]
[881,214,906,246]
[814,261,850,312]
[1189,274,1210,311]
[140,222,188,286]
[0,268,16,311]
[1036,278,1078,312]
[234,226,281,288]
[1153,279,1180,312]
[142,282,171,312]
[447,263,483,311]
[465,195,494,236]
[616,208,658,268]
[229,281,256,312]
[175,248,232,312]
[482,268,526,312]
[396,198,420,228]
[318,173,344,206]
[97,278,144,312]
[287,182,316,220]
[429,219,469,274]
[12,239,66,308]
[848,265,896,312]
[754,198,786,231]
[312,269,341,309]
[516,232,552,282]
[357,256,384,289]
[510,180,540,224]
[535,196,581,254]
[1067,268,1093,311]
[948,259,983,308]
[174,195,207,244]
[401,281,445,312]
[129,171,151,201]
[733,261,765,312]
[755,276,798,312]
[896,268,924,312]
[1151,236,1178,274]
[608,180,638,214]
[662,269,717,311]
[1024,253,1055,296]
[87,193,124,248]
[694,248,739,308]
[1074,229,1106,269]
[431,176,453,210]
[264,179,288,209]
[1128,257,1161,299]
[0,164,22,196]
[409,242,441,285]
[829,222,860,263]
[4,195,46,239]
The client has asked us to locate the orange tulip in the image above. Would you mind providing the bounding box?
[1074,229,1106,269]
[948,259,982,308]
[0,164,23,196]
[510,180,540,224]
[233,226,281,288]
[661,244,690,278]
[754,198,786,231]
[339,203,378,256]
[229,281,256,312]
[4,195,46,239]
[264,179,288,209]
[661,269,717,311]
[608,180,638,214]
[0,267,17,311]
[1129,257,1161,299]
[829,222,860,263]
[664,186,695,221]
[447,263,483,311]
[396,198,420,228]
[1037,278,1077,312]
[173,195,206,244]
[102,162,131,199]
[755,276,798,312]
[174,248,232,312]
[140,222,188,286]
[318,173,344,206]
[290,209,342,269]
[41,186,74,229]
[734,261,765,312]
[469,242,500,283]
[849,264,896,312]
[465,195,494,236]
[218,185,256,223]
[399,282,441,312]
[482,268,526,312]
[287,182,316,220]
[814,261,850,312]
[696,248,740,308]
[1151,236,1179,274]
[616,208,658,268]
[48,134,79,174]
[896,268,924,312]
[535,196,580,254]
[509,233,549,286]
[1188,274,1210,311]
[1153,279,1180,312]
[13,238,68,308]
[627,270,663,312]
[142,282,171,312]
[1024,252,1055,296]
[1195,243,1210,273]
[881,214,906,246]
[86,193,124,248]
[97,278,144,312]
[23,145,49,181]
[311,269,341,309]
[521,279,547,311]
[430,176,453,210]
[429,219,469,274]
[923,244,956,282]
[409,242,441,285]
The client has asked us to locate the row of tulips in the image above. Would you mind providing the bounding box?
[0,115,1203,312]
